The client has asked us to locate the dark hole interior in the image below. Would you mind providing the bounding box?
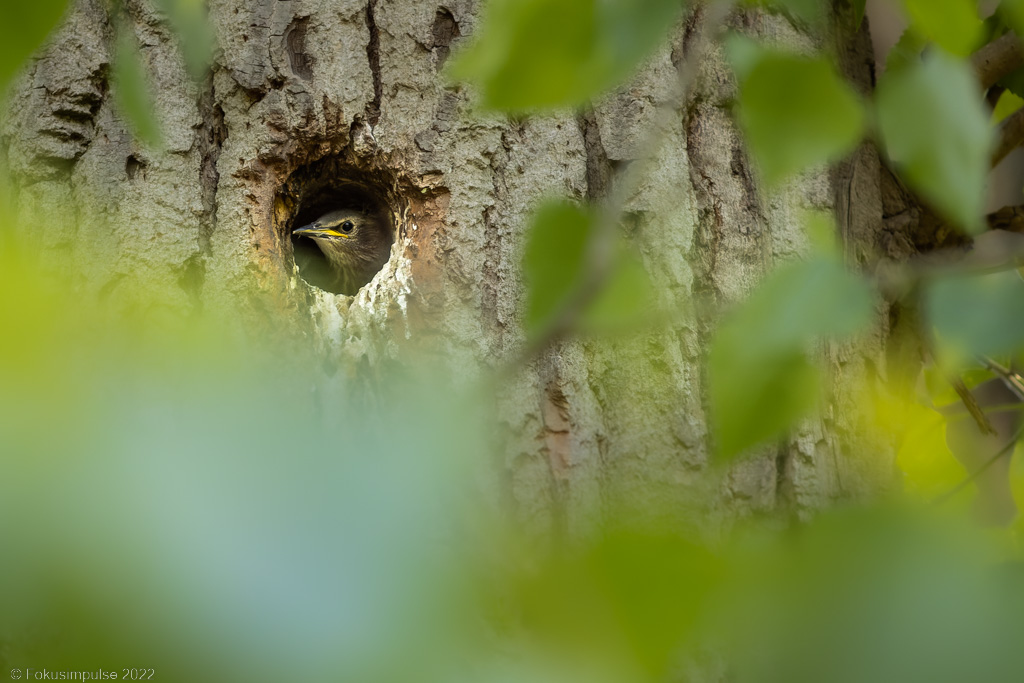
[289,181,395,295]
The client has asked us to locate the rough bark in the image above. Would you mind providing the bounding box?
[1,0,897,533]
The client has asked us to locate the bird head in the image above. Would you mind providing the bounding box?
[293,208,371,243]
[292,207,392,294]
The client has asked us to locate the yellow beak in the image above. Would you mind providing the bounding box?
[293,224,348,239]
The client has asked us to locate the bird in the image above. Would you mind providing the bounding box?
[292,208,391,295]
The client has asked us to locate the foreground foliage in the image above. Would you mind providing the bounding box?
[6,0,1024,681]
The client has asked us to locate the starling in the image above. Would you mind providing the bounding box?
[292,208,391,295]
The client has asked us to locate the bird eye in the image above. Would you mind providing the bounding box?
[341,220,354,233]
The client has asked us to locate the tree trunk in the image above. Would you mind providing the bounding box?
[1,0,898,533]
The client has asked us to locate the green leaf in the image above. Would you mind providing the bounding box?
[154,0,216,82]
[709,257,875,460]
[723,507,1024,683]
[803,210,841,255]
[1001,0,1024,35]
[979,13,1008,48]
[0,0,69,89]
[925,270,1024,359]
[522,202,655,338]
[885,28,927,73]
[730,46,865,186]
[581,251,655,332]
[112,31,163,148]
[902,0,982,56]
[513,530,721,678]
[711,345,821,461]
[992,88,1024,124]
[997,65,1024,101]
[853,0,867,28]
[999,0,1024,38]
[875,51,992,234]
[724,34,763,82]
[523,201,593,334]
[745,0,825,26]
[447,0,686,111]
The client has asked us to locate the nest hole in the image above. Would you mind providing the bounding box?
[283,162,400,296]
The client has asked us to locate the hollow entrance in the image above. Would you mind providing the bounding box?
[282,161,399,295]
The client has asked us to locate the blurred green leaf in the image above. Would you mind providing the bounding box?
[724,33,763,82]
[803,210,841,255]
[523,201,593,334]
[998,0,1024,37]
[522,202,656,337]
[580,251,655,332]
[992,88,1024,123]
[875,51,991,234]
[725,506,1024,683]
[923,362,998,406]
[448,0,686,111]
[711,345,820,461]
[0,294,484,680]
[507,528,720,678]
[886,27,927,73]
[112,31,163,148]
[0,0,68,89]
[902,0,982,55]
[979,13,1009,47]
[590,533,719,674]
[729,45,865,186]
[997,64,1024,102]
[710,257,875,459]
[468,651,627,683]
[745,0,825,26]
[154,0,215,82]
[853,0,867,28]
[926,269,1024,359]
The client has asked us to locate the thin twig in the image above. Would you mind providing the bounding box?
[942,401,1024,419]
[979,356,1024,399]
[932,361,1024,506]
[875,227,1024,300]
[932,424,1023,505]
[950,377,998,435]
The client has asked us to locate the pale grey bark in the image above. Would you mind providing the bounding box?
[1,0,898,534]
